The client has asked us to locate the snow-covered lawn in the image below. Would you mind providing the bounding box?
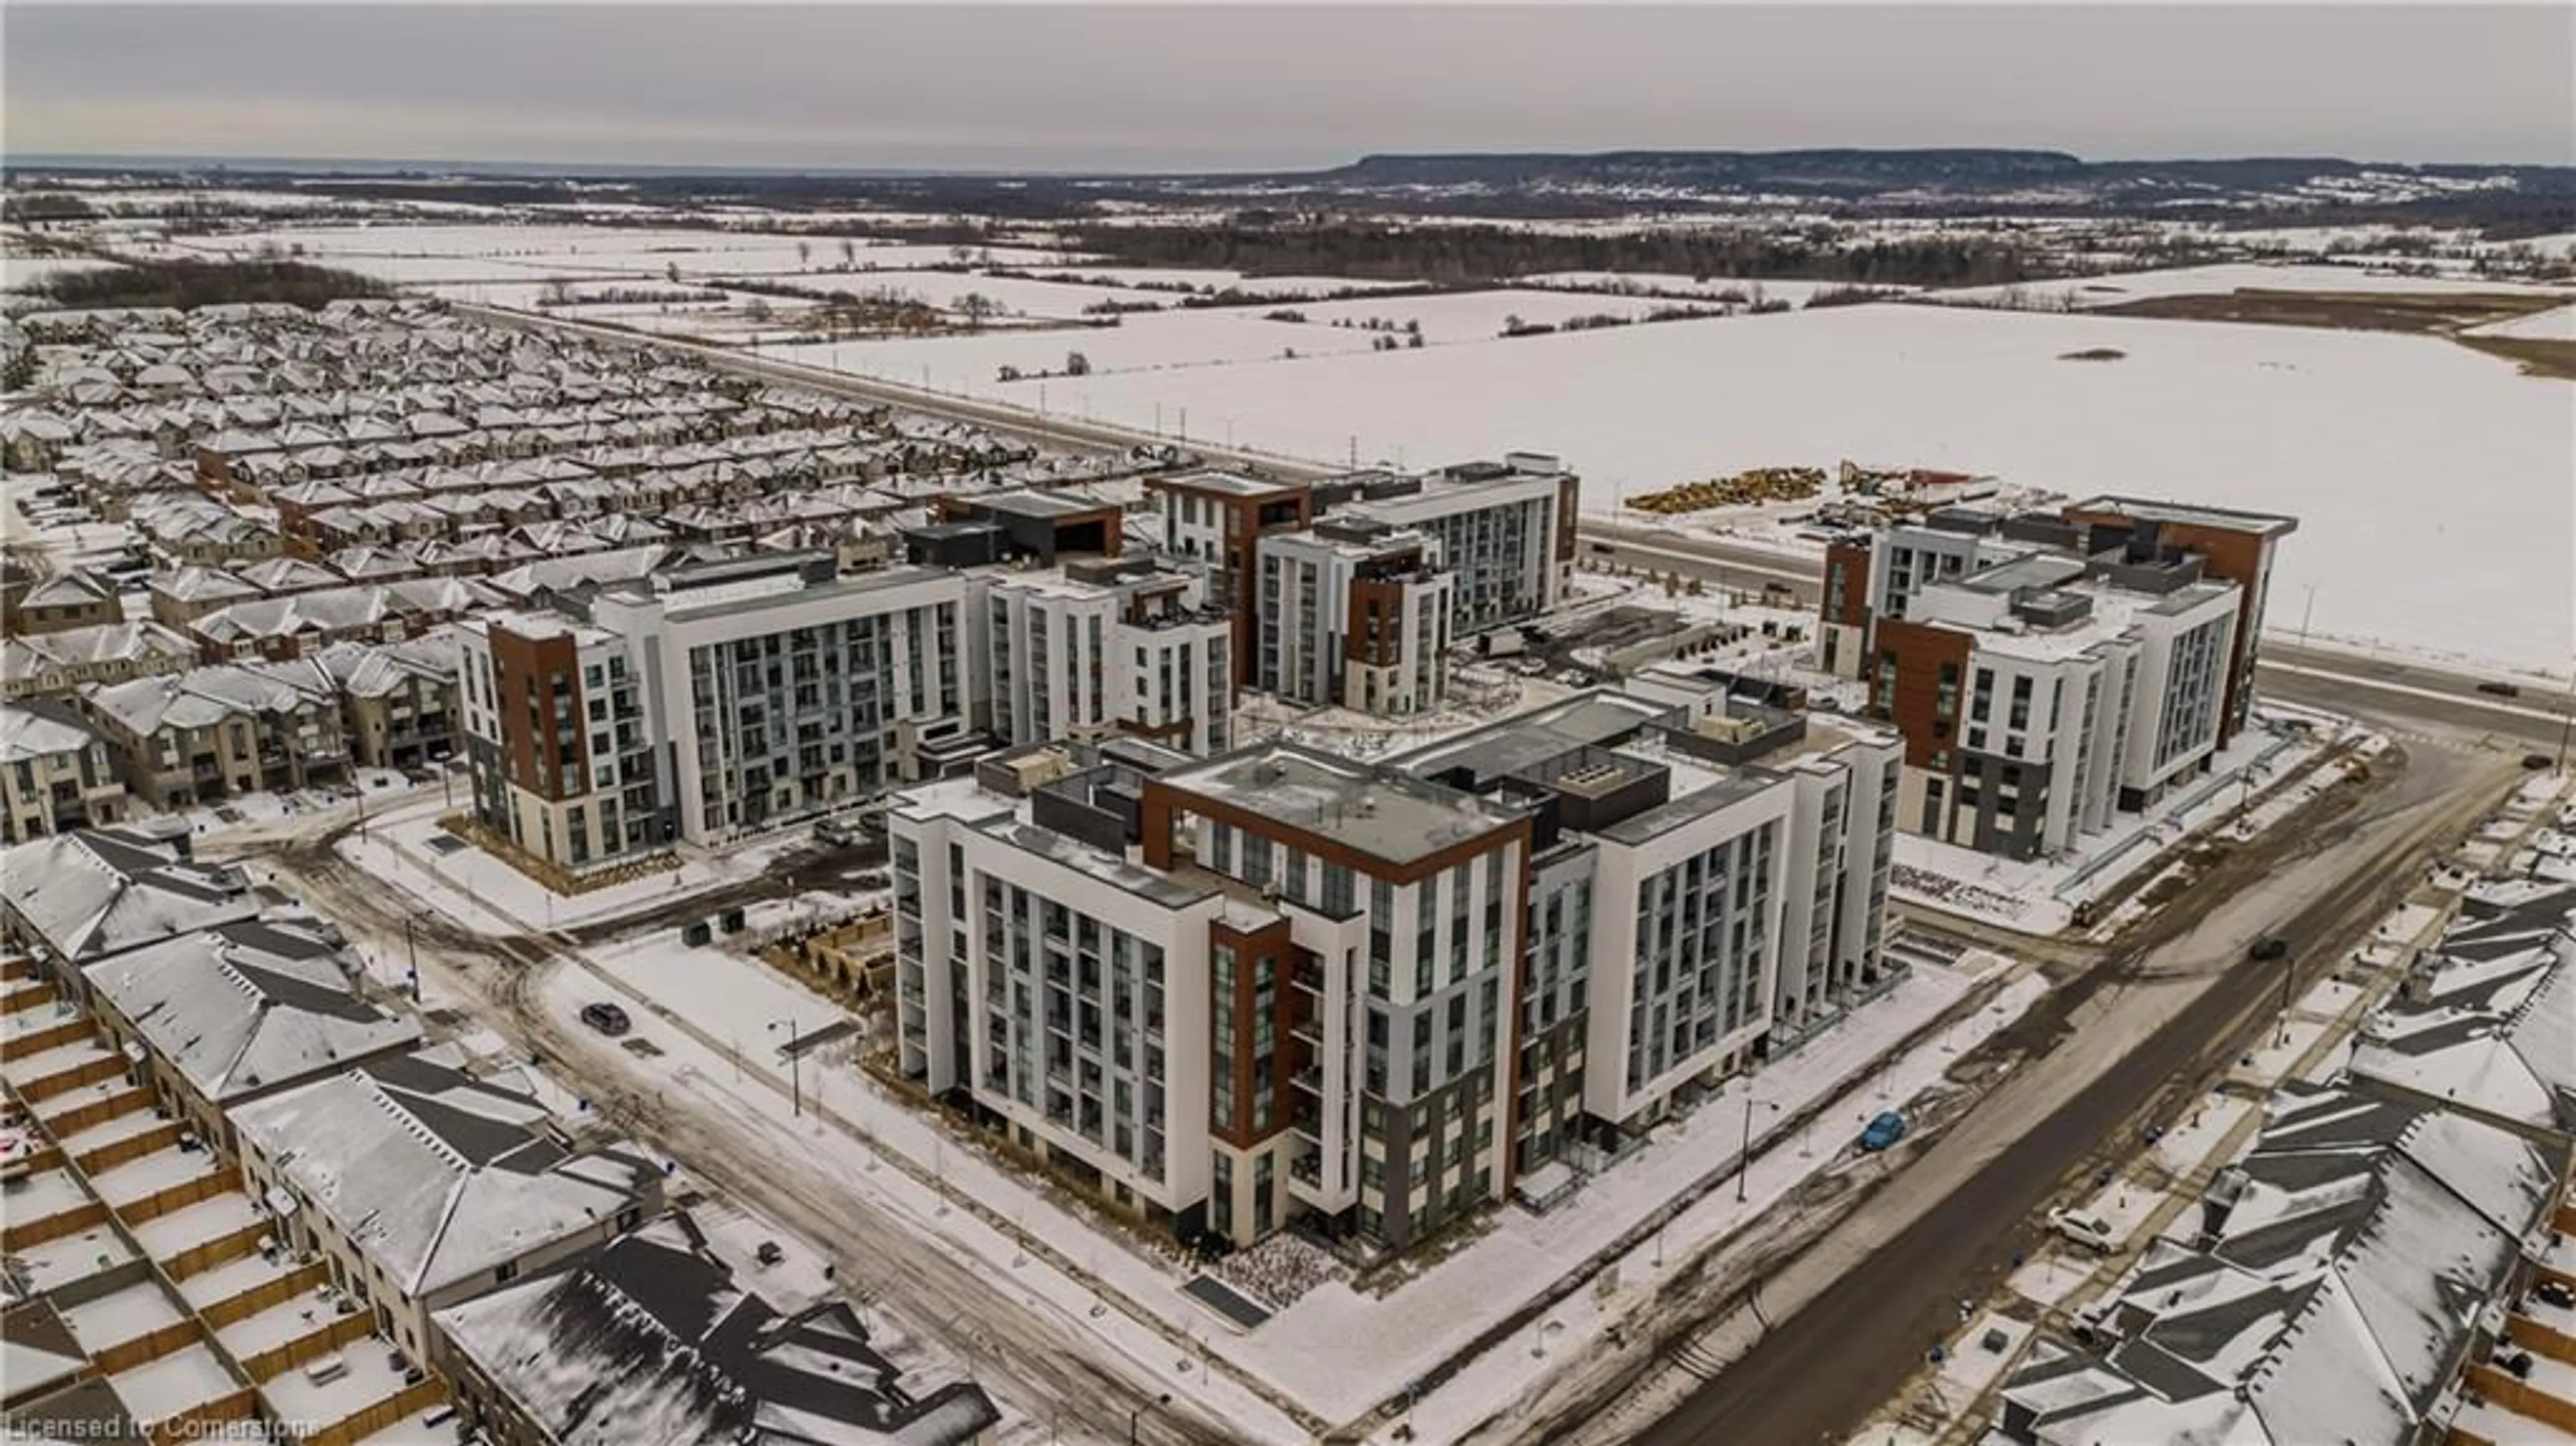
[994,302,2573,668]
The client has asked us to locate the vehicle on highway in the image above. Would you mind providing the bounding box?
[2525,754,2555,771]
[2047,1208,2122,1253]
[2477,680,2522,698]
[1858,1110,1909,1152]
[578,1001,632,1036]
[2247,936,2288,962]
[1589,541,1616,555]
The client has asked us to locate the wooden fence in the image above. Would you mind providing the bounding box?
[74,1120,183,1174]
[143,1387,256,1446]
[38,1084,150,1138]
[202,1260,328,1329]
[3,1197,105,1252]
[239,1307,374,1384]
[111,1168,231,1225]
[2465,1362,2576,1434]
[90,1319,204,1375]
[302,1372,448,1446]
[2,1015,93,1062]
[15,1051,124,1102]
[162,1216,273,1281]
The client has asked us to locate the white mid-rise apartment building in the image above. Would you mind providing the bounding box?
[458,552,972,875]
[981,556,1233,756]
[1334,453,1575,636]
[1820,498,2293,861]
[1256,516,1454,716]
[891,683,1898,1252]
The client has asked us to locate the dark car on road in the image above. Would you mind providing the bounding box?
[2247,936,2288,962]
[580,1001,633,1036]
[2477,680,2522,698]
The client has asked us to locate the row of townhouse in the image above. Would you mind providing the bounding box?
[1815,495,2299,860]
[889,671,1897,1252]
[1995,881,2576,1446]
[0,822,675,1444]
[75,638,463,809]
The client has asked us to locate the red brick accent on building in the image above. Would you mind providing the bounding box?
[1823,539,1872,630]
[486,626,585,801]
[1871,617,1972,771]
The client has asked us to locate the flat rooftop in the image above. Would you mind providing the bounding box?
[1155,744,1525,867]
[2068,494,2301,538]
[1153,469,1303,499]
[1397,689,1671,790]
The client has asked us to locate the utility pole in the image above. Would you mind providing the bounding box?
[2298,583,2317,648]
[404,916,421,1002]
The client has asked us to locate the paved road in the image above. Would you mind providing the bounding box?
[1574,522,2572,755]
[1614,742,2512,1446]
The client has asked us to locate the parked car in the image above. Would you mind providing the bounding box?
[579,1001,632,1036]
[2477,680,2522,698]
[1858,1110,1909,1152]
[2247,936,2288,963]
[2048,1207,2121,1253]
[2524,753,2555,771]
[814,818,858,848]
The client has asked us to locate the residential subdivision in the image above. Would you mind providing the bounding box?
[1992,879,2576,1446]
[1815,496,2298,859]
[890,671,1898,1250]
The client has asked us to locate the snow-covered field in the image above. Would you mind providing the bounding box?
[2468,300,2576,341]
[1939,261,2576,311]
[1,254,128,291]
[769,309,1386,393]
[1285,287,1716,343]
[1517,272,1894,304]
[166,223,1081,282]
[1003,302,2573,668]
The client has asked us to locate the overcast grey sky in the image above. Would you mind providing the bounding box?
[6,4,2570,172]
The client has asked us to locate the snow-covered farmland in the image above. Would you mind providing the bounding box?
[1032,266,1419,297]
[1003,302,2574,669]
[1,254,129,292]
[770,309,1386,392]
[2469,300,2576,341]
[1517,271,1894,304]
[1940,261,2576,311]
[1284,287,1715,343]
[163,223,1081,282]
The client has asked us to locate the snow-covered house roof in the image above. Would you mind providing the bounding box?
[2347,884,2576,1137]
[0,699,103,764]
[1997,1082,2565,1446]
[0,824,257,965]
[229,1048,660,1299]
[433,1211,1001,1446]
[80,917,421,1105]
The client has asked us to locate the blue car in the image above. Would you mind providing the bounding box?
[1859,1110,1909,1152]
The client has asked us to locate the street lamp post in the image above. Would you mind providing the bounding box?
[1735,1082,1776,1205]
[769,1019,801,1117]
[2298,583,2317,648]
[404,916,421,1002]
[1126,1392,1171,1445]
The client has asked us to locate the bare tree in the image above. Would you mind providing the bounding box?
[955,292,998,331]
[797,240,812,270]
